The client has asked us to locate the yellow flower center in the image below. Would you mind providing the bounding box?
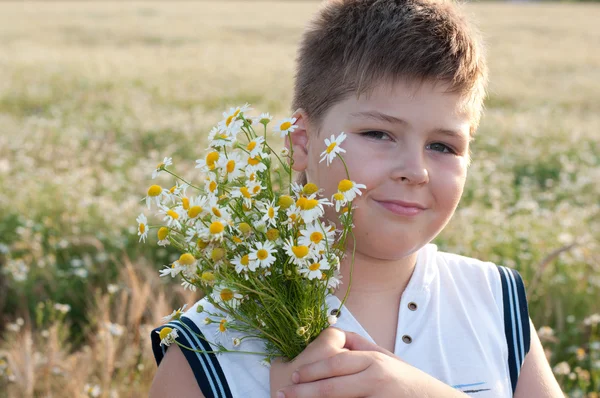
[182,197,190,210]
[167,209,179,219]
[157,227,169,240]
[206,151,220,169]
[188,206,203,218]
[233,109,240,117]
[209,181,217,193]
[241,255,249,266]
[220,288,234,301]
[296,196,306,209]
[333,192,345,201]
[268,207,275,218]
[219,319,227,332]
[249,172,256,181]
[197,239,208,249]
[240,187,252,198]
[147,185,162,197]
[179,253,196,265]
[226,160,236,173]
[292,245,309,258]
[170,185,176,194]
[248,156,261,166]
[159,327,173,341]
[303,183,319,195]
[247,141,257,151]
[238,222,252,234]
[211,248,225,261]
[338,179,353,192]
[309,262,321,271]
[256,249,269,261]
[252,185,261,194]
[139,223,145,234]
[212,207,222,217]
[156,162,165,170]
[310,232,324,244]
[226,115,234,126]
[303,199,319,210]
[280,121,292,131]
[326,142,337,154]
[209,221,224,235]
[266,229,279,241]
[201,271,215,282]
[278,195,294,209]
[233,236,242,244]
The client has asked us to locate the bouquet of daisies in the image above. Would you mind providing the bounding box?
[136,104,365,361]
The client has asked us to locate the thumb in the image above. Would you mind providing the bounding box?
[343,331,395,357]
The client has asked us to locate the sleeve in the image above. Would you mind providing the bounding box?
[151,316,233,398]
[497,266,531,395]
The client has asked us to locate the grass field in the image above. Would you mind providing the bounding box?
[0,1,599,397]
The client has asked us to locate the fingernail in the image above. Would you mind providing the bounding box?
[292,371,300,383]
[277,391,285,398]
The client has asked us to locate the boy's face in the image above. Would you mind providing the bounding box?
[290,79,472,260]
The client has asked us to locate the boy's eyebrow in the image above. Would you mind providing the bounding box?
[349,110,469,141]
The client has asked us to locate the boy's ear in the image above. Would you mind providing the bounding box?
[285,108,310,172]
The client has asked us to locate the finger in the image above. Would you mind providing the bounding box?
[293,351,371,383]
[279,374,367,398]
[302,327,347,358]
[343,331,394,357]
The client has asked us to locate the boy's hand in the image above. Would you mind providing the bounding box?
[270,327,349,398]
[274,331,468,398]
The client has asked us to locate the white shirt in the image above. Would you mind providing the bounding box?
[157,243,521,397]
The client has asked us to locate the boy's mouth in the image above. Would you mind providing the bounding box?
[374,199,426,217]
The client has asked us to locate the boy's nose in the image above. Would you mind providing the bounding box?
[389,155,429,185]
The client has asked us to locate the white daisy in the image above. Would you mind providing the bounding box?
[331,192,348,212]
[283,237,312,266]
[338,179,366,202]
[195,150,221,172]
[255,112,272,126]
[273,117,298,137]
[207,196,231,223]
[231,185,254,209]
[245,153,268,173]
[232,253,257,274]
[249,241,277,269]
[186,195,208,220]
[244,136,265,158]
[208,126,235,149]
[152,157,173,179]
[159,262,184,278]
[204,173,219,195]
[299,257,331,280]
[212,285,244,309]
[136,213,148,243]
[143,184,169,209]
[158,327,179,347]
[327,268,343,290]
[158,205,183,229]
[320,132,347,165]
[217,150,245,181]
[298,222,335,254]
[162,304,188,323]
[203,220,227,242]
[260,200,279,227]
[296,194,331,224]
[214,315,234,344]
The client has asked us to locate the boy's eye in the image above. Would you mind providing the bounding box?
[427,142,454,154]
[360,131,391,141]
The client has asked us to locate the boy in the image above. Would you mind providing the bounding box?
[150,0,563,396]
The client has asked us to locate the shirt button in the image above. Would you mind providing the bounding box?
[402,335,413,344]
[330,308,341,317]
[408,302,418,311]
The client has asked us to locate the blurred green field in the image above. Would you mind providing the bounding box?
[0,1,599,397]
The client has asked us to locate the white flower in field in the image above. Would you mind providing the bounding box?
[213,285,244,309]
[553,361,570,376]
[231,185,254,209]
[186,195,209,220]
[157,327,179,347]
[163,304,188,323]
[337,179,366,202]
[214,316,234,344]
[53,303,71,314]
[217,150,245,180]
[320,132,347,165]
[158,205,183,229]
[331,192,348,212]
[181,279,198,291]
[280,147,290,157]
[207,196,231,223]
[245,136,265,158]
[282,205,301,227]
[583,313,600,326]
[195,150,221,172]
[107,284,119,294]
[208,126,235,149]
[283,237,312,266]
[296,195,331,224]
[249,241,277,269]
[144,184,169,209]
[232,337,242,348]
[232,253,256,274]
[256,112,273,125]
[290,182,303,196]
[298,222,335,254]
[136,213,148,242]
[152,157,172,179]
[73,268,88,278]
[260,200,280,227]
[299,257,331,280]
[537,326,554,340]
[84,383,102,398]
[245,153,268,173]
[203,220,226,242]
[159,263,183,278]
[273,117,297,137]
[203,173,219,196]
[327,268,343,290]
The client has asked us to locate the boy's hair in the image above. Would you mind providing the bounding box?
[292,0,488,137]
